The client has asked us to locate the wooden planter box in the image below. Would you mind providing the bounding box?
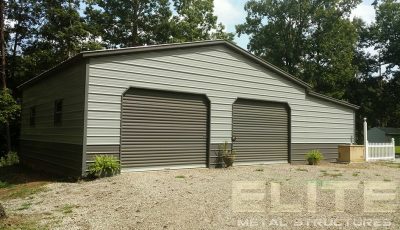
[338,145,365,163]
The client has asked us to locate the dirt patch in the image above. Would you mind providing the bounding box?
[0,165,66,200]
[0,213,54,230]
[0,181,48,200]
[0,166,51,201]
[2,163,400,229]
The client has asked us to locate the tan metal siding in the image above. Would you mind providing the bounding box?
[120,88,208,169]
[87,45,355,147]
[233,99,289,163]
[292,143,342,162]
[85,145,120,163]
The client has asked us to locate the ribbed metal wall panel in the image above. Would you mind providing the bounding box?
[20,63,86,176]
[233,99,289,162]
[21,64,86,144]
[87,46,355,146]
[291,143,342,162]
[120,88,208,169]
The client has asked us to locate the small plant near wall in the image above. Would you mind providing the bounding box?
[0,152,19,167]
[87,155,120,178]
[0,203,6,219]
[218,142,236,168]
[305,150,324,165]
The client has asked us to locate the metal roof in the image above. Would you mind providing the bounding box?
[377,127,400,135]
[17,40,359,110]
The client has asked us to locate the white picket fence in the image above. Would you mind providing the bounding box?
[365,138,396,161]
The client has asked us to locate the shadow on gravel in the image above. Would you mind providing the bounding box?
[0,165,74,200]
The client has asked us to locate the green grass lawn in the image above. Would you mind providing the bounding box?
[396,146,400,156]
[0,165,67,230]
[0,165,62,200]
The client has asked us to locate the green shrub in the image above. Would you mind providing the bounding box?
[218,141,236,167]
[0,152,19,167]
[305,150,324,165]
[0,181,11,188]
[88,155,120,178]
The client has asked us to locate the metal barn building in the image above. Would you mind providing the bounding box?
[18,40,359,176]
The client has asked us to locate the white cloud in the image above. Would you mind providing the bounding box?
[214,0,245,28]
[214,0,247,48]
[351,2,376,25]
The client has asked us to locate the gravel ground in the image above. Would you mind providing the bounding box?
[3,162,400,230]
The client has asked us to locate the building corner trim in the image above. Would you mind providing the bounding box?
[81,60,90,176]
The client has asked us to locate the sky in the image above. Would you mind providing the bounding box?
[214,0,377,49]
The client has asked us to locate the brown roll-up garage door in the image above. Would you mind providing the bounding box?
[232,99,289,163]
[121,88,209,169]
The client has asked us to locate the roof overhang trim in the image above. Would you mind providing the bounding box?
[17,40,359,110]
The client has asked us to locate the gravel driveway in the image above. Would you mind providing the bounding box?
[3,162,400,229]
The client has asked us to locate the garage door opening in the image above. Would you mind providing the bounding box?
[121,88,210,170]
[232,99,290,164]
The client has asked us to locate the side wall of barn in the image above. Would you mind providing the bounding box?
[20,62,86,176]
[85,45,355,165]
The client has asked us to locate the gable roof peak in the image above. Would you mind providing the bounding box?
[17,40,359,110]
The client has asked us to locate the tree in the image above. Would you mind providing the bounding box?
[0,89,20,154]
[384,75,400,127]
[171,0,233,42]
[85,0,233,47]
[304,2,359,98]
[236,0,308,75]
[344,1,400,143]
[17,0,101,82]
[85,0,173,48]
[1,0,5,89]
[0,89,19,126]
[359,0,400,128]
[352,19,380,79]
[345,76,387,143]
[237,0,361,98]
[39,0,95,58]
[6,0,43,87]
[0,0,13,153]
[371,0,400,77]
[211,23,235,41]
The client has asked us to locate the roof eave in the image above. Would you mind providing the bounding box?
[16,40,360,111]
[81,40,227,58]
[306,90,360,110]
[17,54,84,90]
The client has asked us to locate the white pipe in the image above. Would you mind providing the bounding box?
[364,118,368,161]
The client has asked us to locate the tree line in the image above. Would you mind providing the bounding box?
[1,0,399,154]
[236,0,400,143]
